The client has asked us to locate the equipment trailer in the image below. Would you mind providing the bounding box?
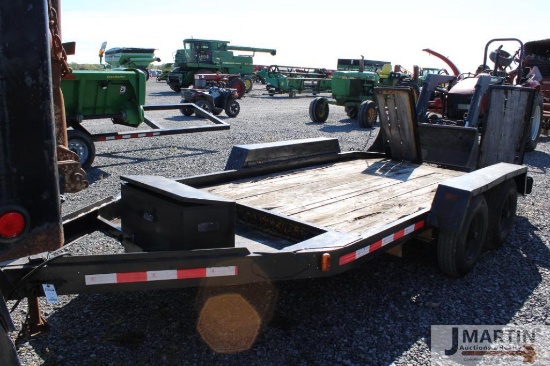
[1,87,534,363]
[0,2,537,363]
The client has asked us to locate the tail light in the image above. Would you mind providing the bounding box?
[231,90,239,99]
[0,210,27,239]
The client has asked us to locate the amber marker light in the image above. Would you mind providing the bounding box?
[321,253,331,272]
[0,211,26,239]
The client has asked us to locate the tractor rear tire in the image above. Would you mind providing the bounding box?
[228,78,246,98]
[437,194,488,277]
[309,97,329,123]
[357,100,377,128]
[242,76,254,93]
[179,99,194,116]
[225,100,240,118]
[525,93,543,152]
[485,179,518,250]
[68,129,96,169]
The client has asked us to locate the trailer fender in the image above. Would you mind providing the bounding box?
[428,163,530,233]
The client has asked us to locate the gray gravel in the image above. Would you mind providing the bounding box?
[6,81,550,365]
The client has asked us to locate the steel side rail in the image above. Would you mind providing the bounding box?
[0,209,429,298]
[74,104,230,142]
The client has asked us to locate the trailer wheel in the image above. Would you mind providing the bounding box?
[309,97,329,123]
[357,100,377,128]
[438,194,488,277]
[524,93,543,152]
[225,100,240,118]
[67,129,96,169]
[242,76,254,93]
[485,179,518,250]
[345,105,358,119]
[228,78,246,98]
[179,99,194,116]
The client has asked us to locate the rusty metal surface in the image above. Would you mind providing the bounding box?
[48,0,88,194]
[57,159,89,193]
[0,224,63,263]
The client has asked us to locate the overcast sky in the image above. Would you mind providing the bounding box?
[61,0,550,73]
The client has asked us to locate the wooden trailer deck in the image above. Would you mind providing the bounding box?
[203,158,464,237]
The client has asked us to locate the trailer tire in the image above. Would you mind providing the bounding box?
[524,93,543,152]
[437,194,488,277]
[357,100,377,128]
[67,129,96,169]
[309,97,329,123]
[179,99,194,116]
[485,179,518,250]
[228,78,246,98]
[242,76,254,93]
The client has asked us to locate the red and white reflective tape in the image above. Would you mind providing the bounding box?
[97,132,162,141]
[339,220,425,266]
[85,265,238,286]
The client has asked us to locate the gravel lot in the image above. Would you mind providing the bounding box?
[6,80,550,365]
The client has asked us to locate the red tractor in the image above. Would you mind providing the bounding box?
[523,38,550,134]
[416,38,544,151]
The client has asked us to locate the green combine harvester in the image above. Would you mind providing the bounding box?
[167,38,276,92]
[99,41,161,80]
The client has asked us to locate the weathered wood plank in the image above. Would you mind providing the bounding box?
[288,170,460,227]
[375,89,421,163]
[250,165,453,215]
[203,159,463,236]
[319,183,446,234]
[205,158,419,200]
[479,87,531,167]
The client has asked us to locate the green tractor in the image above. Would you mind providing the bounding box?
[99,41,161,80]
[309,58,411,128]
[167,38,276,92]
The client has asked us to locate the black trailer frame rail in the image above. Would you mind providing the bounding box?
[71,103,230,142]
[0,195,431,298]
